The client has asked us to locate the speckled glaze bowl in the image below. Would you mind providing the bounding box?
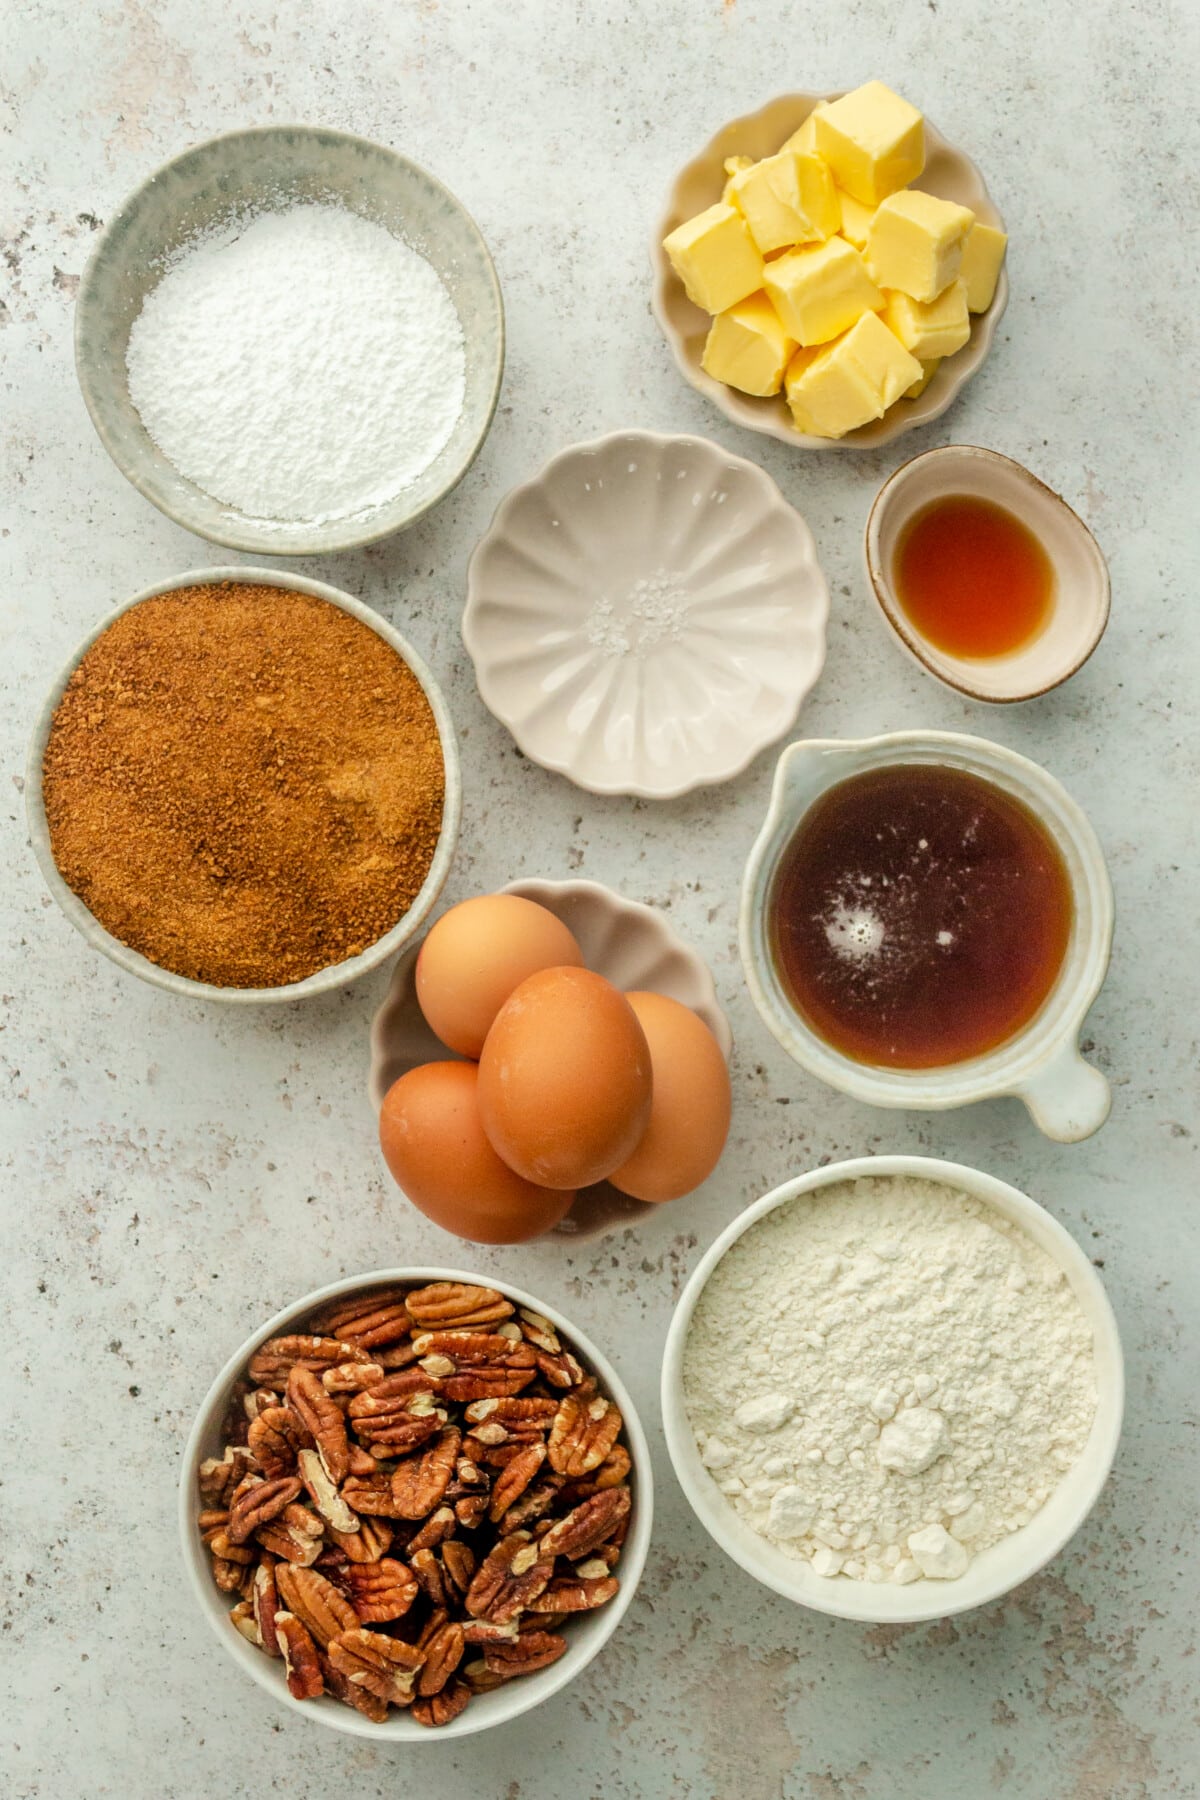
[462,431,829,798]
[75,125,504,553]
[26,567,461,1004]
[180,1265,653,1739]
[369,878,733,1240]
[739,732,1114,1141]
[866,445,1111,702]
[661,1155,1124,1624]
[651,92,1008,451]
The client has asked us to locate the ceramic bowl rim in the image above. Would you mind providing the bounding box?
[649,91,1008,452]
[864,445,1112,702]
[74,122,505,555]
[25,566,462,1003]
[179,1264,654,1739]
[737,730,1114,1130]
[461,428,831,798]
[661,1153,1124,1623]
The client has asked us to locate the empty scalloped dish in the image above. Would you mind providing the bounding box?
[462,431,829,799]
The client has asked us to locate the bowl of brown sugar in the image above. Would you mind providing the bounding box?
[27,570,461,1001]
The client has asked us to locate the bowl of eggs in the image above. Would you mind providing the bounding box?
[368,881,734,1242]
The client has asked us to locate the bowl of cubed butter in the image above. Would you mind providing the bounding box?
[651,83,1009,448]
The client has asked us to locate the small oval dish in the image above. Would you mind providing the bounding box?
[739,732,1113,1141]
[369,878,733,1240]
[661,1155,1123,1623]
[26,567,461,1004]
[462,431,829,797]
[866,446,1111,701]
[180,1266,653,1738]
[76,125,504,554]
[651,92,1007,451]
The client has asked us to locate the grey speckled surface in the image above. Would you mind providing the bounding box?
[2,3,1197,1796]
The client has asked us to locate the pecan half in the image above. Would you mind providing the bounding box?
[327,1628,423,1706]
[548,1391,622,1477]
[247,1406,312,1479]
[275,1564,359,1649]
[517,1308,562,1353]
[318,1648,389,1723]
[211,1554,248,1593]
[499,1477,564,1534]
[488,1443,547,1522]
[482,1629,567,1677]
[454,1492,488,1531]
[296,1448,359,1534]
[390,1426,460,1519]
[406,1283,514,1332]
[199,1446,258,1504]
[275,1612,324,1699]
[252,1560,282,1656]
[441,1539,477,1599]
[256,1502,324,1566]
[539,1487,631,1560]
[313,1289,414,1349]
[248,1335,368,1386]
[343,1557,418,1625]
[410,1546,449,1610]
[227,1474,303,1544]
[207,1530,255,1567]
[416,1620,465,1697]
[535,1348,585,1390]
[412,1680,471,1728]
[286,1365,351,1485]
[464,1533,554,1623]
[329,1516,392,1563]
[322,1360,385,1395]
[406,1505,456,1554]
[528,1573,619,1613]
[230,1599,260,1645]
[465,1396,557,1436]
[341,1473,408,1519]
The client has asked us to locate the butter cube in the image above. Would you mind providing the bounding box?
[764,236,883,347]
[835,187,878,250]
[866,189,975,301]
[786,310,922,437]
[781,102,829,156]
[960,221,1008,312]
[702,292,797,395]
[663,203,764,314]
[904,357,941,399]
[814,80,925,206]
[728,151,839,253]
[883,280,971,359]
[721,155,753,203]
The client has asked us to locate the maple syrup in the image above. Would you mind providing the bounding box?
[894,493,1054,659]
[769,764,1074,1069]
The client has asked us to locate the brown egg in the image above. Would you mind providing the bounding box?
[415,894,585,1058]
[610,992,732,1203]
[477,966,652,1189]
[379,1061,574,1244]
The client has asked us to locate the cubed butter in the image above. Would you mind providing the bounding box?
[814,80,925,206]
[786,310,922,437]
[728,150,839,253]
[663,203,764,314]
[866,189,975,302]
[781,101,829,156]
[764,235,883,347]
[702,291,797,395]
[959,221,1008,312]
[835,187,879,250]
[904,357,941,399]
[883,279,971,359]
[722,155,754,203]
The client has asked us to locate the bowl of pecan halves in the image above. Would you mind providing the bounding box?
[180,1269,652,1738]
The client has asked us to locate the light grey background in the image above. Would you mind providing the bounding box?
[3,2,1197,1796]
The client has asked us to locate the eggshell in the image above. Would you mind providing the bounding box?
[379,1061,574,1244]
[609,991,732,1203]
[415,894,585,1058]
[477,966,653,1189]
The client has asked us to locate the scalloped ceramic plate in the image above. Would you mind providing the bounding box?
[462,431,829,798]
[368,879,733,1240]
[651,92,1009,451]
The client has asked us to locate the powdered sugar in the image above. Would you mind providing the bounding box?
[126,203,466,524]
[683,1176,1097,1583]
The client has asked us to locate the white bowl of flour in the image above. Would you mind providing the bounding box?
[75,127,503,553]
[662,1155,1123,1622]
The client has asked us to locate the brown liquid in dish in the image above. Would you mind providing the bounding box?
[769,764,1074,1069]
[894,494,1054,659]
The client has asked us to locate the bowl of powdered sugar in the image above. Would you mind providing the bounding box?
[75,126,503,553]
[662,1155,1123,1622]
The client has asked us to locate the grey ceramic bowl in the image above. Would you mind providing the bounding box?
[26,568,462,1004]
[75,125,504,554]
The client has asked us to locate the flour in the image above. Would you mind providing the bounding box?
[683,1176,1097,1583]
[126,203,466,524]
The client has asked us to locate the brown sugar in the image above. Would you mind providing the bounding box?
[41,581,446,988]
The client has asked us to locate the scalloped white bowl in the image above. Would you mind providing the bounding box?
[369,878,733,1240]
[462,432,829,798]
[651,92,1008,451]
